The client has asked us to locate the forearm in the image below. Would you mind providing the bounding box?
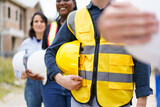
[134,59,153,98]
[54,73,64,85]
[45,47,62,81]
[136,97,147,107]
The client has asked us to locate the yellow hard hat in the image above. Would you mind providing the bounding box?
[56,40,80,75]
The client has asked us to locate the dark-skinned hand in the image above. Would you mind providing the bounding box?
[25,69,44,81]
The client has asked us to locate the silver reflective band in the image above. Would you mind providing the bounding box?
[79,70,133,83]
[81,45,129,55]
[67,11,76,35]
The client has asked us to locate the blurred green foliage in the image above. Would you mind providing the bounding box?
[0,57,15,83]
[0,57,15,99]
[0,87,10,100]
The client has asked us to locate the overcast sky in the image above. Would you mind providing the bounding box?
[15,0,91,20]
[40,0,91,20]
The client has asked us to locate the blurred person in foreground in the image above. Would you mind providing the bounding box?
[97,1,159,107]
[13,12,48,107]
[44,0,153,106]
[41,0,77,107]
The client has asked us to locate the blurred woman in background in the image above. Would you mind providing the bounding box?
[13,12,48,107]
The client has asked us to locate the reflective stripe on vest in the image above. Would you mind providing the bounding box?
[79,70,133,83]
[67,8,134,107]
[67,11,76,35]
[81,45,128,55]
[47,21,58,46]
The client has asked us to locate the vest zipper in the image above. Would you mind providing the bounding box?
[89,33,100,105]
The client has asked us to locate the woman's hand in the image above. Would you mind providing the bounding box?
[25,69,44,81]
[21,72,27,79]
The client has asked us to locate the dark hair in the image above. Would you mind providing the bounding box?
[29,12,48,38]
[73,0,77,10]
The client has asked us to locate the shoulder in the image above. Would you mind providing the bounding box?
[68,7,86,17]
[21,37,37,46]
[67,8,87,24]
[67,11,77,34]
[68,10,77,17]
[19,37,32,51]
[21,38,32,44]
[67,10,79,21]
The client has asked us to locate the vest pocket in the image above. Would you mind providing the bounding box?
[77,26,95,43]
[79,55,93,87]
[109,54,134,66]
[108,82,134,90]
[79,55,93,71]
[109,54,134,74]
[108,54,134,90]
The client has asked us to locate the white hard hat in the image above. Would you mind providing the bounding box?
[12,51,25,73]
[27,50,47,84]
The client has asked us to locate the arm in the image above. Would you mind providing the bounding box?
[136,97,147,107]
[45,21,82,90]
[21,72,27,79]
[13,69,27,79]
[133,59,153,107]
[13,40,28,79]
[14,69,23,79]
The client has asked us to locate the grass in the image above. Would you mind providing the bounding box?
[0,87,10,100]
[0,57,15,99]
[0,57,15,83]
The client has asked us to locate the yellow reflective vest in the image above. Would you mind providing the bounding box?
[67,7,134,107]
[47,21,58,46]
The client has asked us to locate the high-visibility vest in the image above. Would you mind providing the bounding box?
[47,21,58,46]
[67,7,134,107]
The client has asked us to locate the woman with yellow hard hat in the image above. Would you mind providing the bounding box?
[41,0,77,107]
[13,12,48,107]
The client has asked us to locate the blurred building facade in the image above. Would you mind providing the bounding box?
[0,0,43,57]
